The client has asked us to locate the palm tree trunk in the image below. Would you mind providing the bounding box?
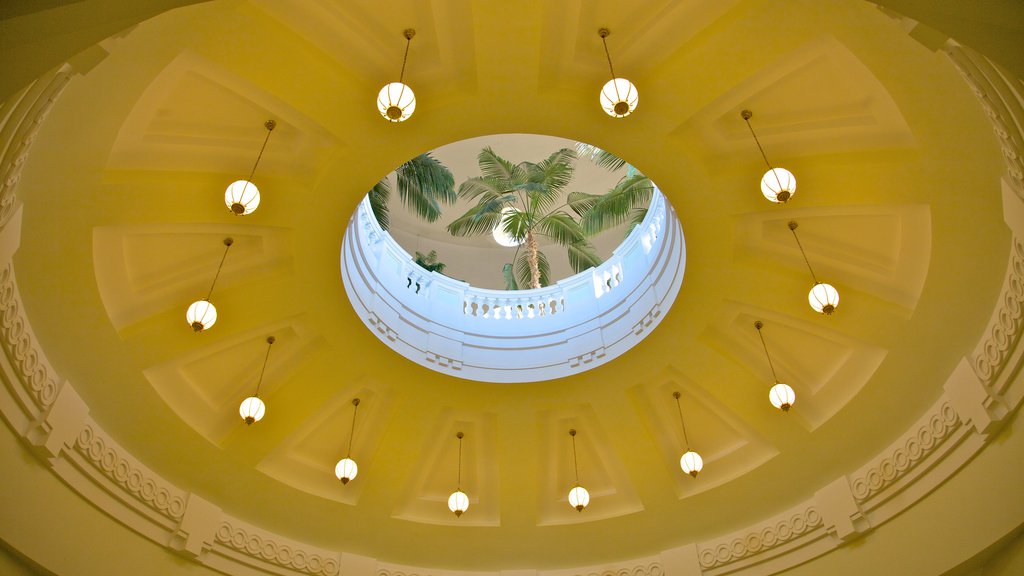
[526,230,541,289]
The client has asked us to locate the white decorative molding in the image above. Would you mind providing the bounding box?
[0,263,61,411]
[969,238,1024,388]
[342,190,685,383]
[215,520,341,576]
[569,562,664,576]
[696,506,823,570]
[0,64,74,227]
[73,421,188,522]
[848,401,961,503]
[944,42,1024,199]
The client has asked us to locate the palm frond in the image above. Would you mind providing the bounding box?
[534,148,577,192]
[395,153,456,222]
[457,176,505,201]
[502,209,532,244]
[575,143,627,171]
[625,207,648,237]
[580,174,655,236]
[515,249,551,289]
[567,191,602,217]
[446,194,515,237]
[368,179,392,231]
[478,147,524,184]
[536,211,587,247]
[567,239,603,273]
[414,250,446,274]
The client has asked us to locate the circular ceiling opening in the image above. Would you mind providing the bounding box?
[341,134,686,382]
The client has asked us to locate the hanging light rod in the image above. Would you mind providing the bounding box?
[673,392,703,478]
[239,336,275,425]
[788,221,840,315]
[754,321,796,411]
[741,110,796,203]
[567,428,590,512]
[448,431,469,517]
[185,237,233,332]
[377,28,418,122]
[335,398,361,484]
[597,28,638,118]
[225,120,275,216]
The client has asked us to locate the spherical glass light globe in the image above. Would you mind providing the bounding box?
[225,179,261,215]
[377,82,416,122]
[239,395,266,425]
[448,489,469,517]
[186,300,217,332]
[600,78,638,118]
[568,485,590,512]
[492,207,523,247]
[808,282,840,315]
[760,168,796,203]
[680,450,704,478]
[335,457,358,484]
[769,383,796,412]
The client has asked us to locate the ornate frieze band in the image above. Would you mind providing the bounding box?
[970,238,1024,388]
[0,264,60,410]
[215,520,341,576]
[944,42,1024,199]
[697,507,823,570]
[848,401,961,503]
[73,421,188,522]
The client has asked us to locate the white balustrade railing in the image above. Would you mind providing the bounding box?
[343,187,684,382]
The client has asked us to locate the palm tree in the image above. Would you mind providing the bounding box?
[446,147,602,289]
[368,153,456,231]
[573,143,653,237]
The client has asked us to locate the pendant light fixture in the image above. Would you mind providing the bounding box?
[377,29,417,123]
[598,28,638,118]
[672,392,703,478]
[225,120,275,216]
[741,110,796,203]
[239,336,275,425]
[567,429,590,512]
[335,398,361,484]
[185,237,233,332]
[447,431,469,517]
[754,321,795,411]
[788,221,840,315]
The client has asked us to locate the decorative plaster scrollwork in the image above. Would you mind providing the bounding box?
[697,507,823,569]
[0,265,60,409]
[73,424,187,521]
[573,562,663,576]
[0,66,73,227]
[971,239,1024,386]
[216,522,340,576]
[944,42,1024,198]
[849,402,961,502]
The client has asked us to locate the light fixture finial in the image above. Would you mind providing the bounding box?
[567,428,590,511]
[377,28,418,122]
[239,336,275,425]
[225,120,275,215]
[597,28,637,118]
[185,237,235,332]
[448,431,469,517]
[753,321,796,412]
[673,391,703,478]
[741,109,796,203]
[788,221,840,315]
[335,396,361,484]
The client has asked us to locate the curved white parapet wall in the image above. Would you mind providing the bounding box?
[341,189,685,382]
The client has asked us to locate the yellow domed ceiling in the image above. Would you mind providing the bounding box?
[1,1,1022,575]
